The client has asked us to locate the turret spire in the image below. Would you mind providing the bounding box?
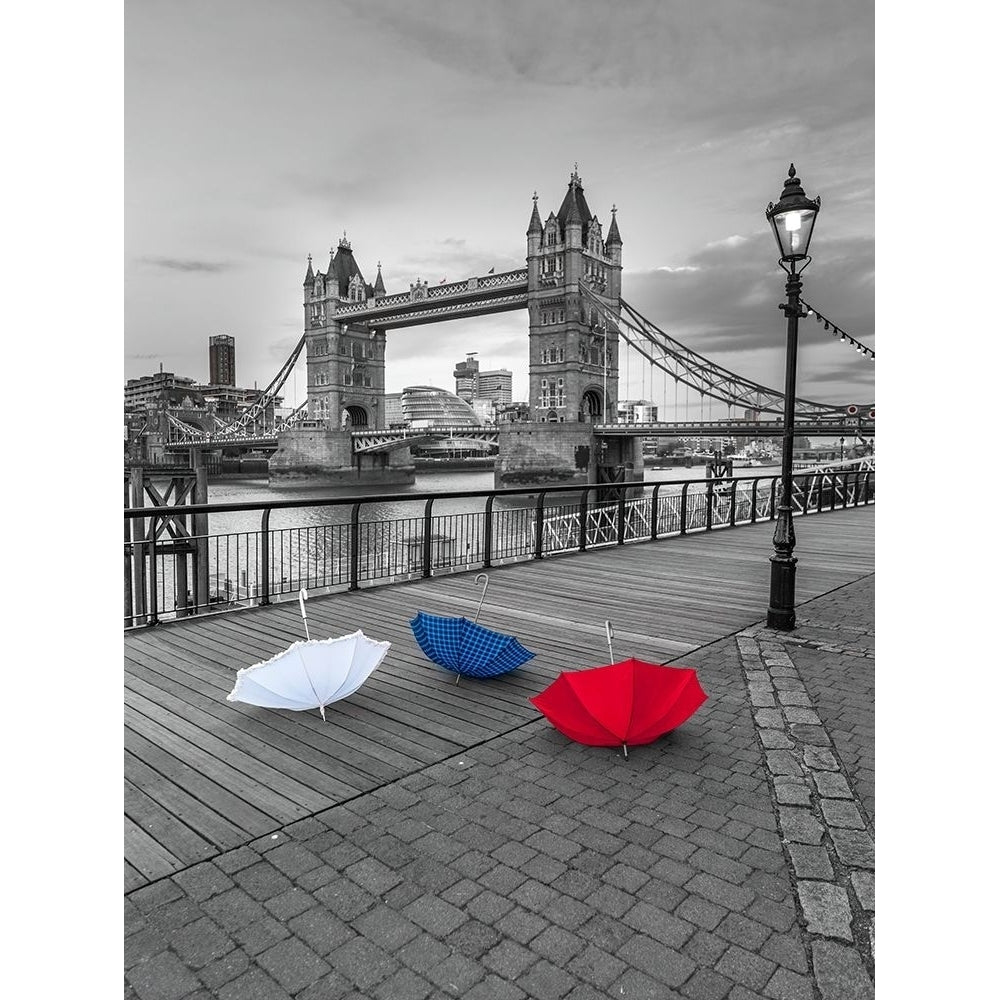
[527,190,543,235]
[302,254,314,286]
[606,204,622,247]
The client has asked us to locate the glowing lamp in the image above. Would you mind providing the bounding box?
[766,164,821,264]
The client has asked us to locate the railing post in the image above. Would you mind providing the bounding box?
[729,479,738,527]
[769,478,777,521]
[705,479,714,532]
[422,497,434,577]
[260,509,271,606]
[680,483,689,535]
[148,516,159,626]
[863,471,872,504]
[534,491,547,559]
[349,502,361,589]
[650,484,661,540]
[616,488,626,545]
[578,488,590,552]
[751,478,759,524]
[841,473,849,510]
[483,495,495,569]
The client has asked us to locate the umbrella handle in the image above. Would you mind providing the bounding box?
[299,587,311,641]
[605,620,614,662]
[474,573,489,624]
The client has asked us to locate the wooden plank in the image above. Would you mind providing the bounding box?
[125,779,218,868]
[126,661,366,797]
[125,815,185,881]
[125,860,148,894]
[125,750,250,851]
[125,641,417,784]
[124,725,277,838]
[127,632,436,774]
[127,696,310,824]
[126,686,333,814]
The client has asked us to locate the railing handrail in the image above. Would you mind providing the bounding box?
[123,469,866,520]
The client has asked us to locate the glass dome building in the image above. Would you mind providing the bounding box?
[398,386,493,457]
[400,386,482,428]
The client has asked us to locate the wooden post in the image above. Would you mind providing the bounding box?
[129,467,147,625]
[192,450,209,612]
[170,475,189,617]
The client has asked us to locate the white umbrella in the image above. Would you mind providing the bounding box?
[227,589,390,720]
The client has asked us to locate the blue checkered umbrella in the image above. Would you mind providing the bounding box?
[410,574,535,680]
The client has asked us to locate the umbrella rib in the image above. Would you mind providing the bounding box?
[296,646,325,715]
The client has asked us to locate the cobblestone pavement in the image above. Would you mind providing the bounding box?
[126,576,875,1000]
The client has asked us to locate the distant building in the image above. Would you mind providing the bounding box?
[124,369,202,410]
[498,401,531,422]
[470,399,497,425]
[477,368,513,407]
[383,393,405,429]
[400,386,482,428]
[453,352,512,407]
[209,334,236,386]
[617,399,658,423]
[453,353,480,402]
[397,386,492,457]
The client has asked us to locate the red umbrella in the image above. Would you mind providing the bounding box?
[530,657,707,757]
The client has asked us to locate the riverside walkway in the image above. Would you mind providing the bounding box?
[125,505,875,999]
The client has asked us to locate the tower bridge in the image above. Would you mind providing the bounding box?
[159,168,873,488]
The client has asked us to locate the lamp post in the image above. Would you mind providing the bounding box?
[765,164,820,630]
[840,436,845,462]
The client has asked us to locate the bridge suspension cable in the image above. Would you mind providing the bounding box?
[579,284,870,419]
[216,334,307,437]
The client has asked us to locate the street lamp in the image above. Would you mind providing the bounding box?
[765,163,820,630]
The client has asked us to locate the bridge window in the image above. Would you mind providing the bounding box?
[547,230,557,247]
[344,368,353,386]
[558,347,564,362]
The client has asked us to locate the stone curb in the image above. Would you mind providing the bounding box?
[736,625,875,999]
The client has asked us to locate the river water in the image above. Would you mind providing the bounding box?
[198,463,783,536]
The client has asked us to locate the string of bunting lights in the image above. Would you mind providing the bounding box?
[801,300,874,361]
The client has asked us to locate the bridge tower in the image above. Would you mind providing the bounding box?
[526,169,622,423]
[302,236,387,430]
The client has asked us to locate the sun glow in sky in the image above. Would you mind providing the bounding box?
[125,0,874,412]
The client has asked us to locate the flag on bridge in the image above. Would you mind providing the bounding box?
[487,267,495,273]
[439,277,447,283]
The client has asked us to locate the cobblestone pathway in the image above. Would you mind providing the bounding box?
[126,577,874,1000]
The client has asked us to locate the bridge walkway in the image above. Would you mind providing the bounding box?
[124,505,874,893]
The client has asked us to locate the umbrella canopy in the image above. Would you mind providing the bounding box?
[410,611,535,679]
[530,658,707,754]
[227,629,390,721]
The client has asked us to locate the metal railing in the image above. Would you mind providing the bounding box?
[124,468,874,628]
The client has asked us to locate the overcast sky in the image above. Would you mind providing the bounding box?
[125,0,874,414]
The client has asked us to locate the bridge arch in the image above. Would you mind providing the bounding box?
[580,387,604,422]
[342,405,370,428]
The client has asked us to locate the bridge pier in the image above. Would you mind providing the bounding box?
[268,426,415,488]
[495,423,644,489]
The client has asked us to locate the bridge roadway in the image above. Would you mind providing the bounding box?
[164,418,875,454]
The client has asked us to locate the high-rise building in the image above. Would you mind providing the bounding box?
[453,352,512,408]
[476,369,513,408]
[209,335,236,386]
[453,353,479,402]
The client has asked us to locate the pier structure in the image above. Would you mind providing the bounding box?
[124,504,875,999]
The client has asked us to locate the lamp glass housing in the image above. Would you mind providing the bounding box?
[768,205,818,262]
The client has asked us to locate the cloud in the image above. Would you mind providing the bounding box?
[139,256,235,274]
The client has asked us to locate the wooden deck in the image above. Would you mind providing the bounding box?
[124,506,875,892]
